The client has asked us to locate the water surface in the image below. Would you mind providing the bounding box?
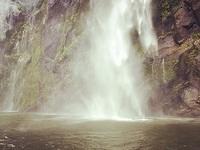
[0,113,199,150]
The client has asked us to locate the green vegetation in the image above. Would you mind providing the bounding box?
[161,0,180,18]
[192,32,200,40]
[161,0,171,18]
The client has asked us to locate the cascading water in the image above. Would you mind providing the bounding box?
[49,0,157,119]
[86,0,156,119]
[0,1,18,41]
[86,0,158,118]
[0,0,157,119]
[162,58,166,83]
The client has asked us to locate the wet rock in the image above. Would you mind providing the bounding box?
[13,0,41,11]
[143,0,200,117]
[194,39,200,49]
[4,136,8,139]
[7,143,16,148]
[0,143,5,146]
[18,53,31,65]
[181,86,199,107]
[185,0,200,26]
[158,35,176,50]
[154,0,200,45]
[149,35,200,117]
[193,4,200,25]
[0,1,21,41]
[0,0,87,111]
[175,7,195,39]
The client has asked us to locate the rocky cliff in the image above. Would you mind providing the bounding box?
[149,0,200,117]
[0,0,88,111]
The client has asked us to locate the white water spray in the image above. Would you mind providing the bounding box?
[0,0,20,41]
[0,0,157,119]
[50,0,157,119]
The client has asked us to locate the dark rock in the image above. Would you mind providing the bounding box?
[181,86,199,107]
[185,0,200,26]
[149,36,200,117]
[158,35,177,50]
[175,7,195,39]
[153,0,200,44]
[150,0,200,117]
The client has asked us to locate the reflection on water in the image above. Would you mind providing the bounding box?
[0,113,200,150]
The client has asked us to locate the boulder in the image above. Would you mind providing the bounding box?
[158,35,176,50]
[190,0,200,25]
[175,7,195,39]
[181,86,199,108]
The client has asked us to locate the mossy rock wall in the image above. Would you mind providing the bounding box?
[0,0,88,111]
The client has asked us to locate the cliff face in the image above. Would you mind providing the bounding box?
[0,0,88,111]
[150,0,200,117]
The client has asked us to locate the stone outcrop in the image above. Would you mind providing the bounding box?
[149,0,200,117]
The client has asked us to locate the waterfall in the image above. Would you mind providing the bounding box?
[50,0,157,119]
[86,0,157,119]
[162,58,166,83]
[0,0,20,41]
[3,53,30,111]
[0,0,157,119]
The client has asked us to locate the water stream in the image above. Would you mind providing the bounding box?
[46,0,157,119]
[0,0,157,119]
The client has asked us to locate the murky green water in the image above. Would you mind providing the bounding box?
[0,113,199,150]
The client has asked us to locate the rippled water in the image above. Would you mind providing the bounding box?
[0,113,200,150]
